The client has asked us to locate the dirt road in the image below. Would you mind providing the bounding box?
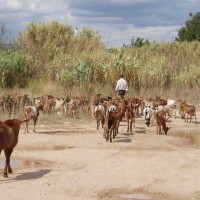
[0,113,200,200]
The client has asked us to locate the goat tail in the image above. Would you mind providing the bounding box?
[20,119,28,124]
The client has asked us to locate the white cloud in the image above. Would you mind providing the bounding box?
[0,0,22,9]
[0,0,69,12]
[109,0,157,5]
[100,24,179,47]
[0,0,199,47]
[66,13,77,21]
[186,0,198,2]
[27,0,68,13]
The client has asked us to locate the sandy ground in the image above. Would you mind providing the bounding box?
[0,112,200,200]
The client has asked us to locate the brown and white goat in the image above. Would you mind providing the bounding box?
[94,104,105,130]
[24,103,44,133]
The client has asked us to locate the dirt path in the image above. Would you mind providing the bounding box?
[0,113,200,200]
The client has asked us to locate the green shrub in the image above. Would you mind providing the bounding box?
[57,69,78,88]
[0,51,34,88]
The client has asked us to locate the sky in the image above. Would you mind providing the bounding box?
[0,0,200,48]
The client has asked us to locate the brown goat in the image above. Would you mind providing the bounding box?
[156,105,173,121]
[104,104,122,142]
[24,103,44,133]
[179,101,197,124]
[155,111,170,135]
[0,119,27,177]
[125,103,137,133]
[154,96,167,107]
[128,97,143,116]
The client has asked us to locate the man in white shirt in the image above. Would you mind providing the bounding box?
[115,75,128,98]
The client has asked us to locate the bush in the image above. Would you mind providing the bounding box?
[57,69,78,88]
[0,51,34,88]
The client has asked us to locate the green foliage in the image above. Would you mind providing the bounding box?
[176,12,200,42]
[172,64,200,87]
[0,51,34,88]
[123,37,150,48]
[118,41,200,92]
[131,37,150,47]
[77,59,92,83]
[17,21,107,81]
[57,68,78,88]
[0,19,199,95]
[57,56,106,88]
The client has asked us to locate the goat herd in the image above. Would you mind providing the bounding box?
[92,94,197,142]
[0,93,198,178]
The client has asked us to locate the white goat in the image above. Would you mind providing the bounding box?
[143,105,153,127]
[53,98,64,114]
[167,99,176,118]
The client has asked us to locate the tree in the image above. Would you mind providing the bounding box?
[0,23,6,42]
[123,37,150,48]
[176,12,200,42]
[0,23,8,49]
[131,37,150,47]
[0,23,15,50]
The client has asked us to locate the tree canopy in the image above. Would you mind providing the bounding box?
[176,12,200,42]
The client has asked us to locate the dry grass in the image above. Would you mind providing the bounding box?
[194,191,200,200]
[1,78,200,104]
[138,86,200,102]
[172,131,200,147]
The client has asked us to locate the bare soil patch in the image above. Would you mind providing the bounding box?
[0,113,200,200]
